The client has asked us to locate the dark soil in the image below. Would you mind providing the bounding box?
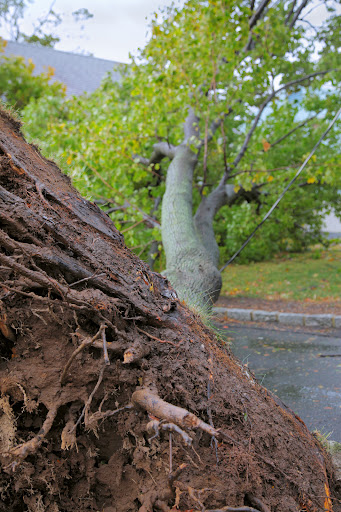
[0,108,340,512]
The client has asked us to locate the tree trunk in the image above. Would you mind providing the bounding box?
[0,109,339,512]
[161,143,222,310]
[194,182,239,268]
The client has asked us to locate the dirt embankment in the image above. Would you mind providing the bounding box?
[0,109,340,512]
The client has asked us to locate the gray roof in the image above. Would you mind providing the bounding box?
[3,40,122,97]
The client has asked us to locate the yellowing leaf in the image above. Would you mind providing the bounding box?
[262,139,271,152]
[67,156,72,165]
[307,177,317,184]
[267,175,274,182]
[234,185,241,193]
[46,65,55,79]
[28,58,35,70]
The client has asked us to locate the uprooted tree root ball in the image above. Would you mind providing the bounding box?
[0,108,340,512]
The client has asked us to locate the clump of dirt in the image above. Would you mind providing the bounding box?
[0,108,340,512]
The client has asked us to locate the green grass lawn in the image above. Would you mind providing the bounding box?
[221,244,341,302]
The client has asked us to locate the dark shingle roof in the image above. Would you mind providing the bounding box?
[3,40,122,96]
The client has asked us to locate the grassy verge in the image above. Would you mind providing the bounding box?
[221,244,341,302]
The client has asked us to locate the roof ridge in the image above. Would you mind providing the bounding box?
[4,39,122,65]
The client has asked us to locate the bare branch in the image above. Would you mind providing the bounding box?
[285,0,298,24]
[249,0,271,29]
[287,0,309,28]
[298,17,318,34]
[266,114,318,149]
[228,70,331,178]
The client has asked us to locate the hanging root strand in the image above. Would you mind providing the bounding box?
[72,364,106,432]
[60,325,106,385]
[6,404,59,468]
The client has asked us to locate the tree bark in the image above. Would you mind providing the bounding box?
[194,183,238,268]
[161,144,222,309]
[0,108,339,512]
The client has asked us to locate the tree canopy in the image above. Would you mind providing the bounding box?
[0,38,65,111]
[21,0,341,304]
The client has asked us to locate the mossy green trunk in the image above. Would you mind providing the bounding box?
[161,145,222,310]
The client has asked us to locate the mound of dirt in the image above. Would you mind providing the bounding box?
[0,108,340,512]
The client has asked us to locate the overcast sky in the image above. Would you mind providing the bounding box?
[1,1,339,63]
[1,0,184,63]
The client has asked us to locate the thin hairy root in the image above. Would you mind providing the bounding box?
[86,404,133,424]
[101,324,110,365]
[61,419,78,451]
[60,325,106,385]
[137,326,181,347]
[207,371,219,463]
[187,485,205,510]
[68,272,106,288]
[146,418,193,446]
[7,405,58,468]
[169,463,187,488]
[72,365,106,432]
[132,388,219,437]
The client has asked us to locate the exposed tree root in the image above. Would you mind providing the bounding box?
[146,418,193,446]
[60,325,106,385]
[73,364,106,431]
[5,404,59,468]
[0,109,339,512]
[132,388,219,437]
[137,326,181,347]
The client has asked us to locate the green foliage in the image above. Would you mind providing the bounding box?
[20,0,341,266]
[0,38,65,111]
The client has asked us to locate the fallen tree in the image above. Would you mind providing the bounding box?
[0,108,339,512]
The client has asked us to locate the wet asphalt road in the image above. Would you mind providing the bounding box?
[218,323,341,441]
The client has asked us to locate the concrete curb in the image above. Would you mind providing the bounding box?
[213,307,341,328]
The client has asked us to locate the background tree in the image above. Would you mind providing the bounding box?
[22,0,341,310]
[0,0,93,47]
[0,38,65,110]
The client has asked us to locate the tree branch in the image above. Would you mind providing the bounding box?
[285,0,298,24]
[226,69,331,180]
[134,142,176,166]
[220,105,341,272]
[249,0,271,29]
[266,114,318,150]
[183,108,200,144]
[287,0,309,28]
